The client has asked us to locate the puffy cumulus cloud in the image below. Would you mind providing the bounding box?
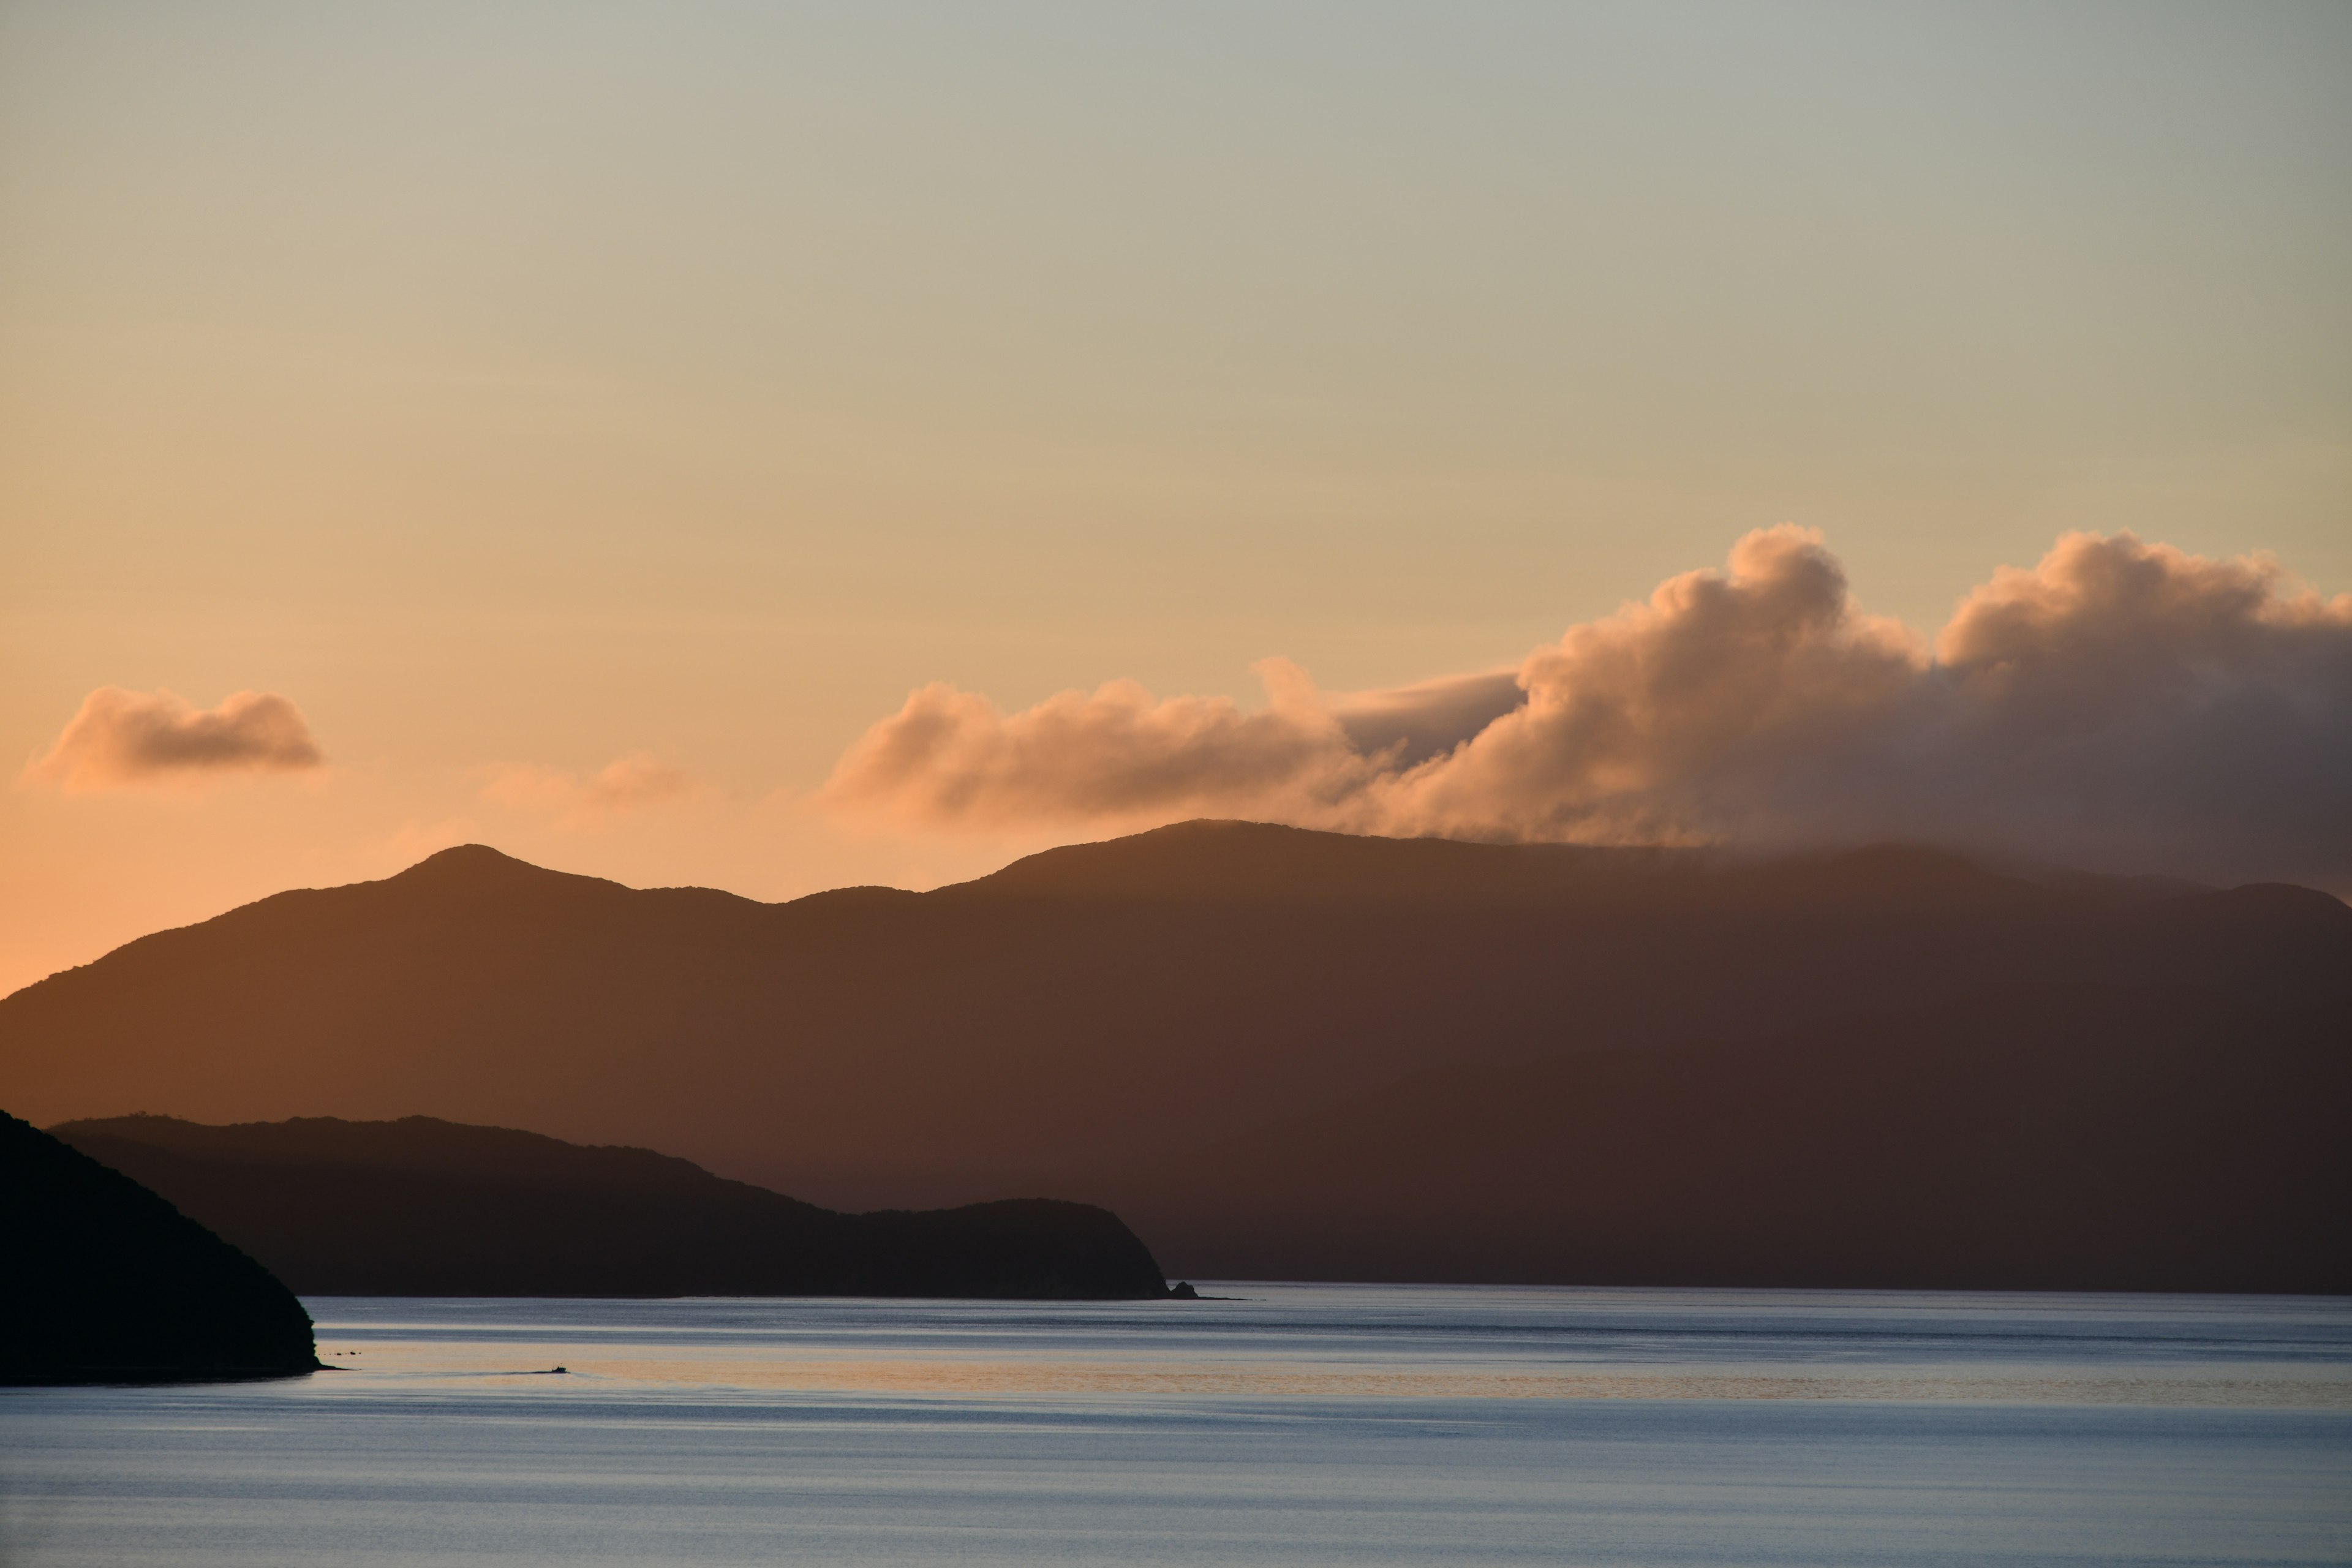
[481,751,697,831]
[822,529,2352,886]
[1361,526,1929,844]
[23,687,324,792]
[1910,533,2352,877]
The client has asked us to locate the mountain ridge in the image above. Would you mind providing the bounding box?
[5,821,2344,1284]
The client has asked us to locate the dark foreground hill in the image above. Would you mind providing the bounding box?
[2,1109,317,1384]
[6,821,2348,1286]
[52,1115,1174,1299]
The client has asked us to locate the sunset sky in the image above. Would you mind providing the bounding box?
[5,1,2348,997]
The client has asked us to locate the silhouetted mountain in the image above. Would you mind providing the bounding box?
[4,821,2347,1286]
[2,1109,317,1384]
[52,1115,1173,1300]
[1068,973,2350,1292]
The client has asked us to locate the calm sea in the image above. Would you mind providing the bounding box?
[2,1285,2348,1566]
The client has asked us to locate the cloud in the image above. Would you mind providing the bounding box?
[821,529,2352,886]
[820,660,1376,831]
[481,752,697,830]
[24,687,324,792]
[1331,669,1526,769]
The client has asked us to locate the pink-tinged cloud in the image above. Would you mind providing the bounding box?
[481,752,696,830]
[821,529,2352,886]
[24,687,324,792]
[821,660,1376,831]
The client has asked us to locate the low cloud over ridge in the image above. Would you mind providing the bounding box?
[823,530,2352,887]
[25,687,323,791]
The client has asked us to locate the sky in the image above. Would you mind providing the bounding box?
[4,0,2348,997]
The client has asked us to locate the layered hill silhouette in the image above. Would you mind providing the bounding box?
[2,1109,318,1384]
[4,820,2347,1287]
[51,1115,1174,1298]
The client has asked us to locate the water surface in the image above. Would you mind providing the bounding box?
[3,1285,2346,1565]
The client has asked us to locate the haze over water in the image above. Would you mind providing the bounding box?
[4,1286,2347,1566]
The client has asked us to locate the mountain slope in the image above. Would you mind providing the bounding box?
[4,821,2346,1284]
[1061,970,2349,1290]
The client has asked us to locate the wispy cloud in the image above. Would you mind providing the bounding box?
[823,529,2352,886]
[481,752,698,831]
[23,687,323,792]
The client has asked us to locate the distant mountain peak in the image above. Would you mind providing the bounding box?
[386,843,625,896]
[399,843,540,878]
